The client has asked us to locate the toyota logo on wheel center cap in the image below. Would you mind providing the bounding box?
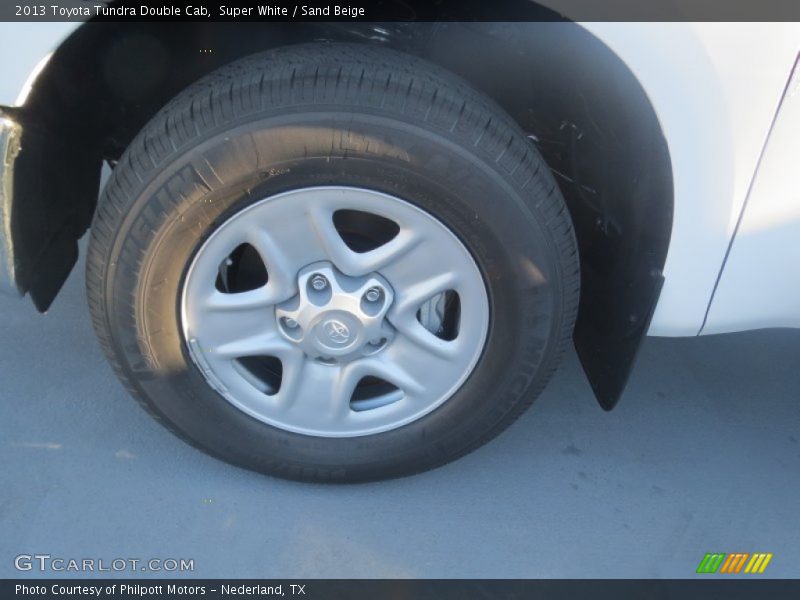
[306,311,364,356]
[323,319,352,345]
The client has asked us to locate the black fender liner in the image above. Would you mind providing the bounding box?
[0,105,101,310]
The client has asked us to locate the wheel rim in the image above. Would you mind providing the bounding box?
[181,186,489,437]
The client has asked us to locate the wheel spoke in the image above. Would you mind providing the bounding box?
[271,348,306,403]
[279,361,361,429]
[307,204,422,276]
[187,289,291,360]
[353,355,427,399]
[244,227,300,305]
[377,333,461,402]
[383,248,463,359]
[380,236,464,295]
[389,312,460,360]
[205,287,273,311]
[214,329,289,359]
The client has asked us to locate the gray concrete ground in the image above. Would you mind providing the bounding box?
[1,245,799,579]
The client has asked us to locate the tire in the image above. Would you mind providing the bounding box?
[86,43,579,482]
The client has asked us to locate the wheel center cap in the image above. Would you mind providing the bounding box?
[275,262,395,363]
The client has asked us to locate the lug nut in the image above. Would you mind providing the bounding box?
[283,317,299,329]
[310,274,328,291]
[365,287,382,302]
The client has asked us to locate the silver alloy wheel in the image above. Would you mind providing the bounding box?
[181,187,489,437]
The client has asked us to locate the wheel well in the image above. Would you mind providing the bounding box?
[19,21,672,407]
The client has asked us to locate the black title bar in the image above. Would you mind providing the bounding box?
[5,579,800,599]
[3,0,800,22]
